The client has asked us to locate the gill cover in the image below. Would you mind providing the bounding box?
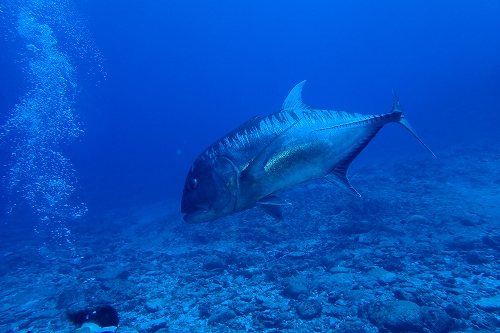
[211,156,239,215]
[181,156,238,223]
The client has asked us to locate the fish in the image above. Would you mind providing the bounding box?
[181,80,434,223]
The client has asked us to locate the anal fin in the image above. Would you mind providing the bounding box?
[324,126,381,197]
[325,171,360,197]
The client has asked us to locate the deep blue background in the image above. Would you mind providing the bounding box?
[1,0,500,217]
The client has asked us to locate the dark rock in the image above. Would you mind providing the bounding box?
[447,237,477,250]
[193,232,210,244]
[145,300,162,313]
[393,289,407,300]
[282,278,309,299]
[231,252,264,268]
[323,304,349,318]
[474,295,500,312]
[336,319,378,333]
[367,300,424,332]
[264,266,279,281]
[296,299,322,320]
[424,307,454,333]
[198,303,211,318]
[148,319,168,332]
[347,197,385,217]
[58,265,72,274]
[277,265,298,279]
[405,215,428,224]
[466,252,492,265]
[470,313,500,330]
[380,256,406,272]
[115,270,130,280]
[67,305,119,327]
[207,308,236,325]
[332,206,343,215]
[225,318,247,331]
[367,267,397,285]
[338,220,372,235]
[482,236,500,249]
[154,330,169,333]
[445,303,470,319]
[138,318,167,332]
[99,282,111,291]
[81,264,107,272]
[242,267,261,278]
[203,255,225,270]
[258,313,283,328]
[327,291,342,304]
[232,300,257,315]
[460,218,475,226]
[321,255,338,269]
[441,276,457,287]
[56,290,77,309]
[452,266,472,278]
[287,251,308,259]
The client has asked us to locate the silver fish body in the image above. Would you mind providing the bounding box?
[181,81,433,223]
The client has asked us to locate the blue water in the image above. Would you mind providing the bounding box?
[0,0,499,331]
[1,0,499,218]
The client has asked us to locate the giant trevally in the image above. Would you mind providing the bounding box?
[181,81,434,223]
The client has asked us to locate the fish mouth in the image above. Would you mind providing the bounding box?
[183,211,203,223]
[181,203,209,223]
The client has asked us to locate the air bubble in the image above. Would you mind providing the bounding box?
[1,0,103,245]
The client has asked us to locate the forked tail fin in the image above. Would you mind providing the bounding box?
[392,91,436,157]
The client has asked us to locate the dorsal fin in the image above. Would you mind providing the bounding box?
[392,90,403,113]
[282,80,309,111]
[241,115,261,126]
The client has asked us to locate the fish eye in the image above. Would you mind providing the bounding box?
[189,178,198,190]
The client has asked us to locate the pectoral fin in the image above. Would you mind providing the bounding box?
[256,194,290,220]
[257,194,290,206]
